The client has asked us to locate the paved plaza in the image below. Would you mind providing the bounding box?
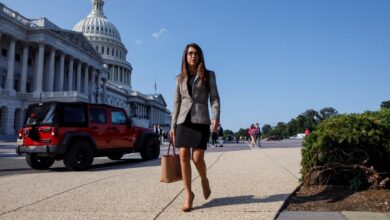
[1,140,389,220]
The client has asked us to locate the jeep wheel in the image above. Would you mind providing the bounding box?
[140,139,160,160]
[107,152,124,160]
[26,154,55,170]
[63,141,94,171]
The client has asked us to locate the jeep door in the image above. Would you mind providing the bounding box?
[89,107,111,148]
[109,108,131,148]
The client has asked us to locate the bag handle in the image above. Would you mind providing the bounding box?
[167,139,176,156]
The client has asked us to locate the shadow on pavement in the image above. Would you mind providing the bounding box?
[193,194,290,210]
[0,158,161,177]
[89,158,161,172]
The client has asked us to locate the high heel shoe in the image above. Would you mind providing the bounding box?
[202,178,211,200]
[182,192,195,212]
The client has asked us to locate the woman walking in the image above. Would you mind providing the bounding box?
[249,124,256,148]
[170,43,220,212]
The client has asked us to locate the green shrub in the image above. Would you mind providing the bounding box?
[301,110,390,189]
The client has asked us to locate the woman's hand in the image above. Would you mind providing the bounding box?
[170,129,175,143]
[211,120,219,132]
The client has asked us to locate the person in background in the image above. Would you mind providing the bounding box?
[157,124,163,143]
[255,123,261,147]
[170,43,220,212]
[217,124,224,147]
[248,124,256,148]
[211,128,218,147]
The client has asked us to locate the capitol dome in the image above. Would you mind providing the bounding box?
[73,0,132,89]
[73,0,122,43]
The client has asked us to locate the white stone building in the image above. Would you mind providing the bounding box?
[0,1,170,138]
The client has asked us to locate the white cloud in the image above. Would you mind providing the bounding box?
[152,28,168,39]
[135,40,141,44]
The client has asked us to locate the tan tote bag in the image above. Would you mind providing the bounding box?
[160,142,182,183]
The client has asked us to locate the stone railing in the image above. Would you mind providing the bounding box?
[16,92,32,99]
[37,91,88,100]
[0,3,39,29]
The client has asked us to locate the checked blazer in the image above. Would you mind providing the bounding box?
[171,71,220,131]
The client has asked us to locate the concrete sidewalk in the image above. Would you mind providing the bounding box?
[0,146,301,220]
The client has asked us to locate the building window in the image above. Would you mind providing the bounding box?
[106,47,109,55]
[111,48,114,56]
[116,50,118,57]
[14,78,19,91]
[1,48,7,57]
[28,58,32,66]
[96,45,99,51]
[26,82,31,92]
[15,54,20,62]
[101,46,104,54]
[0,74,5,88]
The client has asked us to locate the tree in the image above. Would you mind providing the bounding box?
[319,107,338,121]
[381,100,390,109]
[236,128,249,139]
[262,124,272,136]
[302,109,320,131]
[224,129,234,137]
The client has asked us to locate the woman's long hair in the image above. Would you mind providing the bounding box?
[179,43,209,84]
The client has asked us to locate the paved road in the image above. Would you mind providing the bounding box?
[0,140,302,177]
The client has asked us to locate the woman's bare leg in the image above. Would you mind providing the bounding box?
[179,147,193,207]
[192,148,207,180]
[193,148,211,199]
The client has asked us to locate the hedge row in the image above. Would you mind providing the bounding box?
[301,108,390,189]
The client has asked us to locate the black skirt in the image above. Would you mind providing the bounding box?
[175,112,210,150]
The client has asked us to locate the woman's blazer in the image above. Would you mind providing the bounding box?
[171,71,220,131]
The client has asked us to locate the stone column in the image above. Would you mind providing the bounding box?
[84,65,89,94]
[47,48,56,92]
[6,38,16,93]
[120,67,124,84]
[91,69,96,103]
[58,53,65,91]
[97,71,101,103]
[68,57,74,91]
[124,69,128,84]
[76,61,82,92]
[102,80,107,104]
[129,70,131,88]
[109,66,113,81]
[128,70,130,85]
[114,66,118,81]
[34,43,45,94]
[20,45,29,93]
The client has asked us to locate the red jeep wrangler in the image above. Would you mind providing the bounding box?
[16,102,160,171]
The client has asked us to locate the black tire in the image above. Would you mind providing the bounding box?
[63,141,94,171]
[107,152,124,160]
[26,154,55,170]
[140,138,160,160]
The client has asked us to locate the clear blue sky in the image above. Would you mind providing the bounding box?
[2,0,390,132]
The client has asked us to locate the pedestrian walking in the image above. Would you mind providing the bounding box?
[217,124,224,147]
[255,123,261,147]
[211,128,218,147]
[170,43,220,212]
[248,124,256,148]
